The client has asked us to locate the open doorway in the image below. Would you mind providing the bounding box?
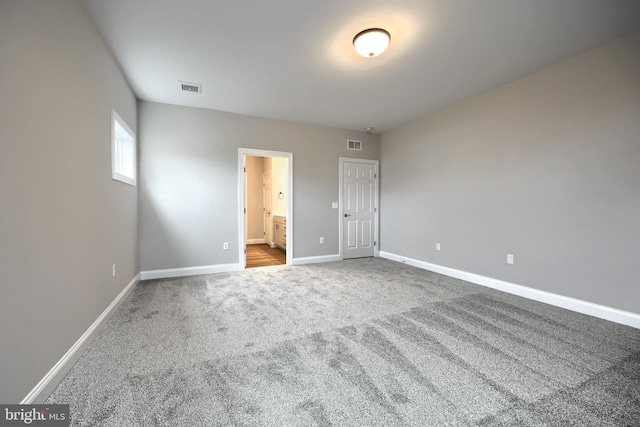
[238,149,293,268]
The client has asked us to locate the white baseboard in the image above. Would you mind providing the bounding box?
[379,251,640,329]
[140,263,242,280]
[21,273,141,404]
[246,239,265,245]
[292,254,341,265]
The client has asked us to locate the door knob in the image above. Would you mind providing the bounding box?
[344,213,351,217]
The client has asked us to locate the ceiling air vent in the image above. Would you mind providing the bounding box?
[179,81,202,93]
[347,140,362,151]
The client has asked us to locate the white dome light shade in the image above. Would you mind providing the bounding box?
[353,28,390,58]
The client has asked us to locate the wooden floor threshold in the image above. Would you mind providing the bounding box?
[246,244,286,268]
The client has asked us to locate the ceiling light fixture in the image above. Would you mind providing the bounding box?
[353,28,390,58]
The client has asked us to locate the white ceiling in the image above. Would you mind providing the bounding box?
[81,0,640,133]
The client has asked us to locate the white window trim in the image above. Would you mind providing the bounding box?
[111,109,136,186]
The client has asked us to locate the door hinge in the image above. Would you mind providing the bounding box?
[244,208,246,214]
[244,167,246,172]
[244,248,246,254]
[374,241,377,246]
[374,208,377,213]
[374,173,377,179]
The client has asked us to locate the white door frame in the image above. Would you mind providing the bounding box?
[238,148,293,267]
[339,157,379,260]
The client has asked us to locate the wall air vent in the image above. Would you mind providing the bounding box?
[347,140,362,151]
[179,81,202,93]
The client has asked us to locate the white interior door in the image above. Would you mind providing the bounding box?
[263,171,272,246]
[342,160,377,259]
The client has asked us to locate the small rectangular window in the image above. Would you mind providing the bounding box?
[112,110,136,186]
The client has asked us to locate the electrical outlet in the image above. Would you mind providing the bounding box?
[320,237,325,244]
[223,242,229,251]
[507,254,514,265]
[112,264,117,277]
[436,243,441,251]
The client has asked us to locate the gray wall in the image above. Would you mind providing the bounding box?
[0,0,138,402]
[139,101,379,270]
[380,32,640,315]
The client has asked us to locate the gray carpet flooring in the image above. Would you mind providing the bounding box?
[47,258,640,426]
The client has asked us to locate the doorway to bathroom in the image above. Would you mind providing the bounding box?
[238,148,293,268]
